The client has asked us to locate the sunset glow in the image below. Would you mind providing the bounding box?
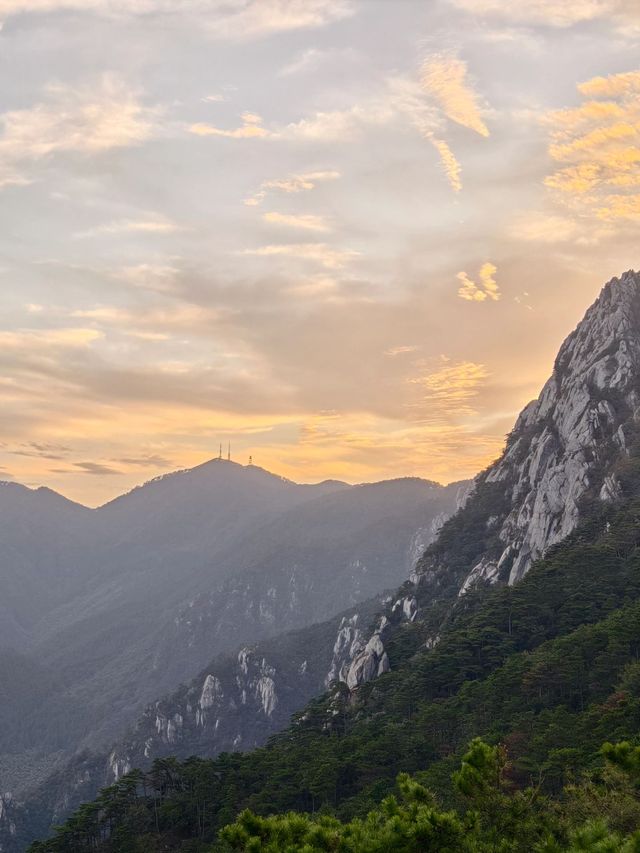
[0,0,638,505]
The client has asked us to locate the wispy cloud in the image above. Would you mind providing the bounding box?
[72,460,122,475]
[447,0,637,28]
[189,111,269,139]
[0,327,103,349]
[278,47,326,77]
[407,357,490,421]
[0,0,355,40]
[509,212,578,242]
[202,0,355,41]
[76,215,184,238]
[116,263,182,294]
[508,211,614,244]
[421,54,489,137]
[0,74,158,188]
[281,103,394,142]
[545,69,640,222]
[428,136,463,191]
[294,406,501,486]
[9,441,71,460]
[114,453,171,467]
[70,303,216,338]
[263,211,330,232]
[277,45,359,77]
[241,243,358,269]
[244,170,340,206]
[385,345,420,357]
[457,262,500,301]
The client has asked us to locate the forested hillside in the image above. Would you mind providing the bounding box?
[30,485,640,851]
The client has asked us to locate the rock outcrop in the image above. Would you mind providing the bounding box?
[0,793,16,842]
[325,614,366,687]
[83,597,387,798]
[466,269,640,588]
[345,270,640,688]
[344,618,390,689]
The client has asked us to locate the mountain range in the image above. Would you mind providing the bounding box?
[0,462,466,850]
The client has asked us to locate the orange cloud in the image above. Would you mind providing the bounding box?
[189,112,269,139]
[428,136,463,191]
[421,54,489,137]
[407,357,490,421]
[457,262,500,301]
[578,71,640,98]
[448,0,638,28]
[263,211,331,232]
[241,243,359,269]
[244,170,340,206]
[545,70,640,222]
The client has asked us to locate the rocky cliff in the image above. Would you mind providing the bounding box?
[107,597,383,776]
[345,270,640,688]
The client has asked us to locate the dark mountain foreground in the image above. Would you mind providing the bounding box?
[24,466,640,852]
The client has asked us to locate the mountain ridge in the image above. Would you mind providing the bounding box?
[0,464,465,831]
[341,268,640,690]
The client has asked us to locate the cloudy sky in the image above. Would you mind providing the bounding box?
[0,0,638,505]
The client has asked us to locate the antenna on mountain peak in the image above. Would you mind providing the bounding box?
[219,443,222,460]
[228,441,231,462]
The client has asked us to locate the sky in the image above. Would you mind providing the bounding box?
[0,0,639,506]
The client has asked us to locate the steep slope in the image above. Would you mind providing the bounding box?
[25,485,640,852]
[344,269,640,687]
[429,268,640,590]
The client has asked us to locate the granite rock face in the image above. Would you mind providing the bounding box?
[344,619,390,689]
[478,269,640,587]
[345,270,640,689]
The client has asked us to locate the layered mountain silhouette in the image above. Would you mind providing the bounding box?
[0,460,465,843]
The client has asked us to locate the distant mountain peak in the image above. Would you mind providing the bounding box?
[0,479,86,509]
